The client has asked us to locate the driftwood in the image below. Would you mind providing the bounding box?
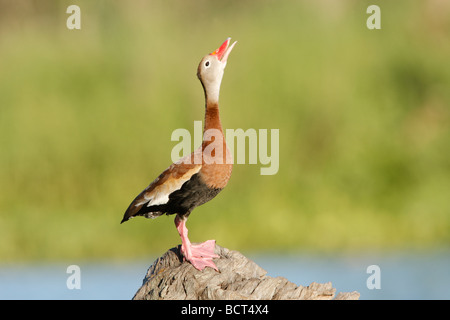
[132,244,360,300]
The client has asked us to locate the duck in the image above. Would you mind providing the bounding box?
[121,38,237,271]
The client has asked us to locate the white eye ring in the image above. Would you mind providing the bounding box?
[204,60,210,68]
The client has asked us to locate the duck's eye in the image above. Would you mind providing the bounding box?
[204,60,210,68]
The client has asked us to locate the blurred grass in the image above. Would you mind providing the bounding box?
[0,0,449,262]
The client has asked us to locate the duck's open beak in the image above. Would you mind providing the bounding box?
[210,37,237,63]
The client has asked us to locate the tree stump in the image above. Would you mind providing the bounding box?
[132,244,360,300]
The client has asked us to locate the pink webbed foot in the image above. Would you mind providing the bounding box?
[181,240,219,271]
[175,215,220,271]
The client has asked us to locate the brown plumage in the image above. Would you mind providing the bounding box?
[121,38,237,271]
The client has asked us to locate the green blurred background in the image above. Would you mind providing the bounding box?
[0,0,449,263]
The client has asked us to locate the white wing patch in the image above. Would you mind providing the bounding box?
[135,165,201,208]
[146,190,170,207]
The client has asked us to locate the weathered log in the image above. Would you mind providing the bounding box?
[132,244,360,300]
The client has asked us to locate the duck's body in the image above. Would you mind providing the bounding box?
[121,38,236,271]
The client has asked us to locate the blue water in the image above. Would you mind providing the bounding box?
[251,250,450,300]
[0,250,448,299]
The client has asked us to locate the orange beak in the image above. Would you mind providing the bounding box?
[210,38,237,63]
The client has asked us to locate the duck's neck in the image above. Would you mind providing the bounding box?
[204,101,223,134]
[202,79,223,133]
[201,86,232,166]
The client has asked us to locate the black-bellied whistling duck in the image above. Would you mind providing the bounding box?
[121,38,237,271]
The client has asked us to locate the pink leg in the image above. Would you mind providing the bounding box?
[174,215,219,271]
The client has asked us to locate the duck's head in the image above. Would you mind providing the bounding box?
[197,38,237,102]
